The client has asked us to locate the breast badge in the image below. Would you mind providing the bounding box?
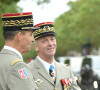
[35,79,43,85]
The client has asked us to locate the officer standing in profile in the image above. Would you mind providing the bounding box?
[28,22,81,90]
[0,12,37,90]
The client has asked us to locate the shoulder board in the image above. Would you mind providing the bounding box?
[11,59,23,66]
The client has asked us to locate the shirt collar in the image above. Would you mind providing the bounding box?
[3,45,23,60]
[37,56,55,73]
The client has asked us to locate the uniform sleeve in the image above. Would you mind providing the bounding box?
[7,61,36,90]
[69,67,81,90]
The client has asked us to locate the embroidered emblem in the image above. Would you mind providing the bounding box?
[18,68,28,79]
[35,79,43,84]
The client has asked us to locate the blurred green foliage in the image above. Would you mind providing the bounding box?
[23,43,37,62]
[37,0,50,5]
[82,57,92,67]
[64,59,70,65]
[55,0,100,56]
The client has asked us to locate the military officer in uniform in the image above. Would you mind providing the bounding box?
[0,12,37,90]
[28,22,81,90]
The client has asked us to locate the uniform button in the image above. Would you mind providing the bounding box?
[55,88,57,90]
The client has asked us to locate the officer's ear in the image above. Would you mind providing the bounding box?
[17,32,23,41]
[33,42,39,52]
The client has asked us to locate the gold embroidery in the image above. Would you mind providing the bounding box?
[33,26,55,37]
[22,27,34,29]
[2,18,33,27]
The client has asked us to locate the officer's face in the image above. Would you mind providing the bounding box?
[34,35,56,58]
[20,30,34,54]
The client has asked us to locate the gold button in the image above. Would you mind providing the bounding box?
[55,88,57,90]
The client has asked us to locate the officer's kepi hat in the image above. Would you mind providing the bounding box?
[2,12,35,31]
[33,22,56,40]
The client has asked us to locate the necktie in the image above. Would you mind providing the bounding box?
[49,65,56,84]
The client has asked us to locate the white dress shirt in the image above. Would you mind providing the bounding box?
[37,56,56,77]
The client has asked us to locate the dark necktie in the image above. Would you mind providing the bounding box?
[49,65,56,84]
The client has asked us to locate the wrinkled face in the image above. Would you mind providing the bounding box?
[34,35,57,58]
[21,30,34,54]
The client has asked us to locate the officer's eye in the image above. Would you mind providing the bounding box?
[51,37,56,41]
[41,39,47,43]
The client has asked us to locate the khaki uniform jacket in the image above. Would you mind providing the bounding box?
[0,49,37,90]
[28,57,81,90]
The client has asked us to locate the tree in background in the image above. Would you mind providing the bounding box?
[55,0,100,56]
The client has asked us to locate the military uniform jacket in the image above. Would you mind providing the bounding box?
[28,57,81,90]
[0,49,37,90]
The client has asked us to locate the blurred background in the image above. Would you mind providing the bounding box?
[0,0,100,89]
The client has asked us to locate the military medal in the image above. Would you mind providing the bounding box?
[61,79,67,90]
[61,78,72,90]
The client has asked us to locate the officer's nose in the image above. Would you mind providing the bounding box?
[32,37,34,42]
[48,40,53,45]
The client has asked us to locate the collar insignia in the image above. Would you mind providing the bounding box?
[35,79,43,84]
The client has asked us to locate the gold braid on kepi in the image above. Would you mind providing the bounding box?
[2,12,35,31]
[33,22,56,40]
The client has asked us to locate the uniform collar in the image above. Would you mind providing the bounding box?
[37,56,55,74]
[3,45,23,60]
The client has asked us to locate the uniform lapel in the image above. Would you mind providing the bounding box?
[55,61,62,86]
[35,58,55,85]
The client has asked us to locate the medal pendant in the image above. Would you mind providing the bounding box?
[64,85,67,90]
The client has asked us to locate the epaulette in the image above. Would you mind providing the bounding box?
[11,59,23,66]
